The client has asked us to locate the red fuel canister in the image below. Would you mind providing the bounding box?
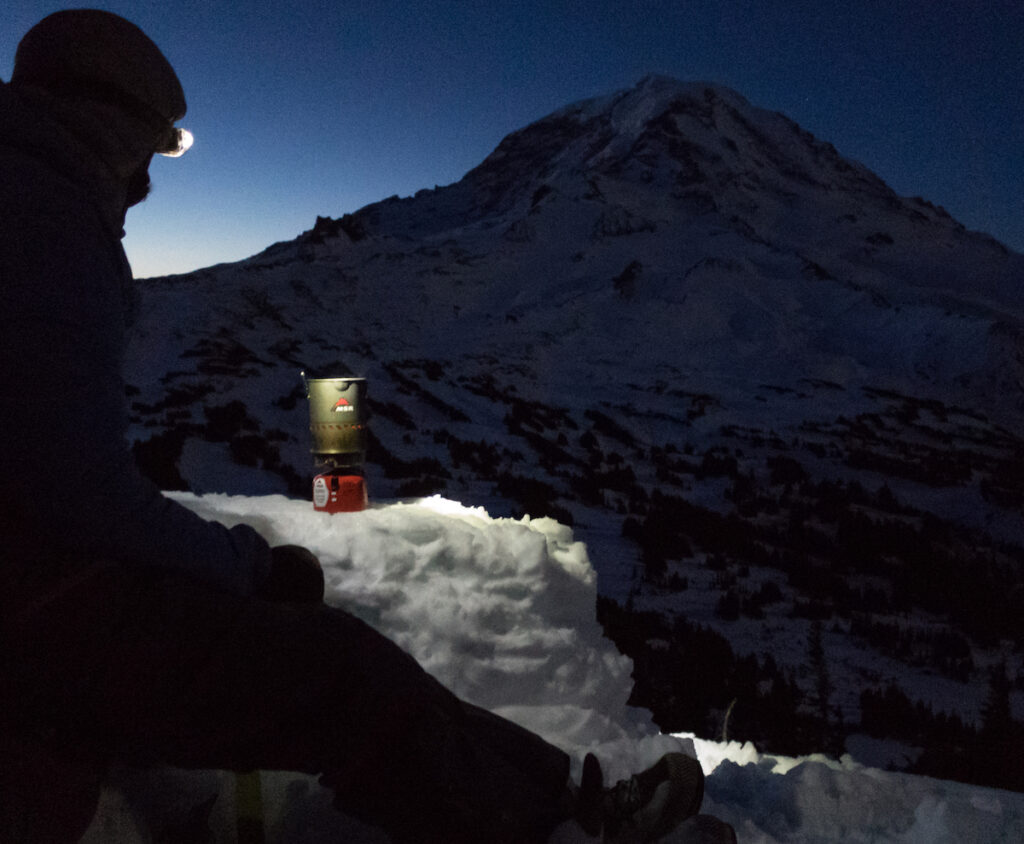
[312,472,367,513]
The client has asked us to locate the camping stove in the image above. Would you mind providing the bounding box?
[303,373,368,512]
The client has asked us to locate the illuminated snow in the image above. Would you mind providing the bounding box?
[79,494,1024,843]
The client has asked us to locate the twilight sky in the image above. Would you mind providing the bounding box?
[4,1,1022,278]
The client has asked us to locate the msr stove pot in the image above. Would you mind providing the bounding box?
[303,373,368,512]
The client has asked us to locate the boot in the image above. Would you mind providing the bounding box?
[575,752,712,843]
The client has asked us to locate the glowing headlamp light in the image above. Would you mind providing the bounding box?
[156,126,193,158]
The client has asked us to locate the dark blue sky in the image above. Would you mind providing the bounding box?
[5,1,1022,276]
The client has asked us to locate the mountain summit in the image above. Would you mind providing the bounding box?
[239,76,1024,417]
[133,75,1024,458]
[294,75,1021,315]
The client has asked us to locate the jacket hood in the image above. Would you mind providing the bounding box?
[0,80,156,237]
[13,9,186,123]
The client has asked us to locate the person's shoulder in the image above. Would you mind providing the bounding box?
[0,83,95,203]
[0,150,97,254]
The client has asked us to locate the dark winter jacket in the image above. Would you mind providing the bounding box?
[0,81,271,598]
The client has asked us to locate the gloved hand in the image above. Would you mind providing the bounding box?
[257,544,325,603]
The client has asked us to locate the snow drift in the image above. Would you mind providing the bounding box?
[81,494,1024,843]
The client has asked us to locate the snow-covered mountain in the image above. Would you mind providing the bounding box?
[244,75,1024,400]
[127,76,1024,789]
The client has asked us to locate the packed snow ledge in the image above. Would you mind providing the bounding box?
[82,494,1024,843]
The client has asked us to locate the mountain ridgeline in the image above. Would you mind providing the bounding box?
[128,76,1024,790]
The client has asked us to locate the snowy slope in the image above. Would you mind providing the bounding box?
[129,77,1024,411]
[79,495,1024,843]
[123,76,1024,787]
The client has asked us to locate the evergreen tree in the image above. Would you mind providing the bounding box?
[807,621,832,724]
[807,620,839,753]
[981,660,1012,740]
[978,660,1023,789]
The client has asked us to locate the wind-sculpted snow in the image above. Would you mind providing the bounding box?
[695,736,1024,843]
[81,495,1024,843]
[168,492,663,764]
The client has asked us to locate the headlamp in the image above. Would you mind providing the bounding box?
[19,72,194,159]
[156,126,193,158]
